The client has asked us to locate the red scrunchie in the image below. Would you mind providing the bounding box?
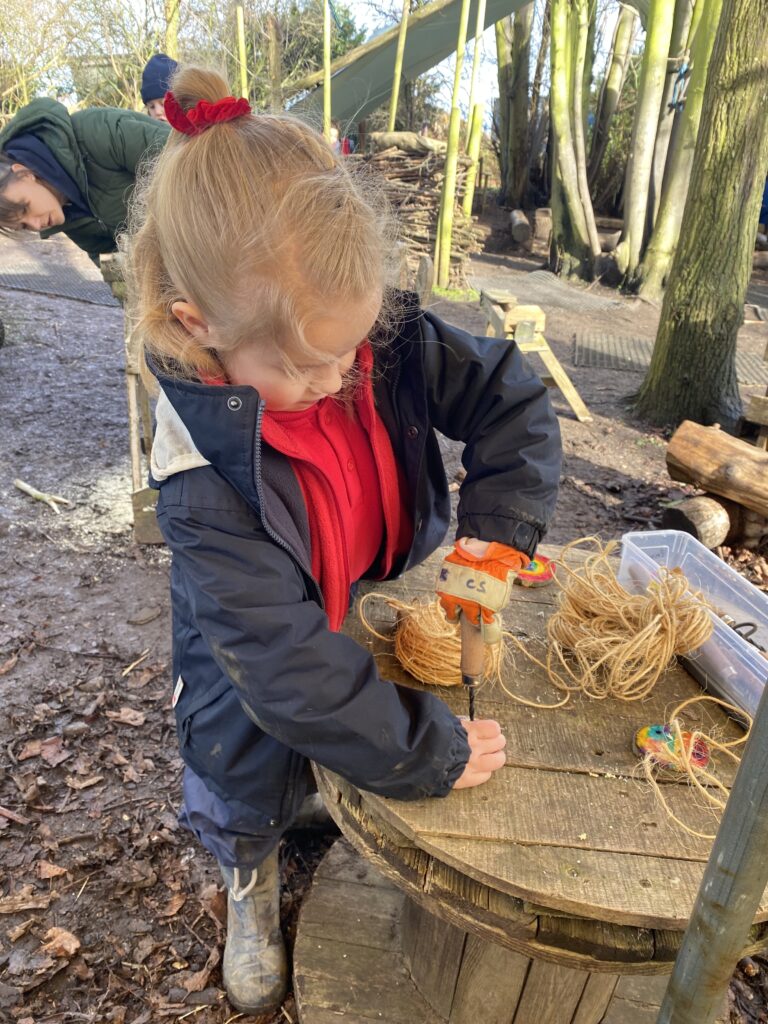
[164,91,252,136]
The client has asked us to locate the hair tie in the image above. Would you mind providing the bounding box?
[164,91,252,136]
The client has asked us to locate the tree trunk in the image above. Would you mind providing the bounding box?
[164,0,181,60]
[495,19,512,197]
[507,3,534,208]
[571,0,601,257]
[647,0,694,229]
[549,0,599,278]
[637,0,724,299]
[528,0,551,145]
[614,0,676,282]
[587,6,636,187]
[266,13,283,112]
[634,0,768,430]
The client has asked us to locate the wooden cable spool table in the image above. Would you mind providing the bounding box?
[294,545,768,1024]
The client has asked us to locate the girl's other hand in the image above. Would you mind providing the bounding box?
[452,718,506,789]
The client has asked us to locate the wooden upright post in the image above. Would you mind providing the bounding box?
[236,5,248,99]
[388,0,410,132]
[656,678,768,1024]
[435,0,472,287]
[323,0,332,141]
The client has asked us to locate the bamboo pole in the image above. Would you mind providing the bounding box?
[656,677,768,1024]
[462,102,484,216]
[388,0,410,132]
[465,0,487,148]
[236,5,248,100]
[436,0,473,288]
[323,0,332,140]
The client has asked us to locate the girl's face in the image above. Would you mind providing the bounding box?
[219,292,382,411]
[2,167,66,233]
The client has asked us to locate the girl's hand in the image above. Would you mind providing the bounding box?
[453,718,507,789]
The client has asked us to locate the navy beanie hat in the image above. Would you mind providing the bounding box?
[141,53,179,104]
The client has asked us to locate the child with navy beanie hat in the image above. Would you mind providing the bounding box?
[141,54,179,121]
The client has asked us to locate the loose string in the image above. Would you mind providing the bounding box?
[640,695,751,840]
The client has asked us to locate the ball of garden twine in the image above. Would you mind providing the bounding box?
[358,593,502,687]
[526,537,716,701]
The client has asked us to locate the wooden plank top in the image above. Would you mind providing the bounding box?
[322,544,768,932]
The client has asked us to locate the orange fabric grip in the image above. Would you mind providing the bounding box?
[436,541,530,633]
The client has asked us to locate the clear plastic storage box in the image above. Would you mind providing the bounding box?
[618,529,768,718]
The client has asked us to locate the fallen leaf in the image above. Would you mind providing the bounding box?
[105,707,146,727]
[0,653,18,676]
[178,946,221,993]
[199,883,227,929]
[64,774,104,791]
[127,606,162,626]
[40,926,81,957]
[157,893,186,918]
[37,860,67,879]
[40,736,72,767]
[0,886,51,914]
[7,918,36,942]
[17,739,42,761]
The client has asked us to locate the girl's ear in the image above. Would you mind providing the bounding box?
[171,301,210,339]
[10,163,32,177]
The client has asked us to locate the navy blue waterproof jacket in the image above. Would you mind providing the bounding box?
[150,294,562,834]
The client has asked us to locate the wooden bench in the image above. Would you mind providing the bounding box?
[294,544,758,1024]
[480,289,592,424]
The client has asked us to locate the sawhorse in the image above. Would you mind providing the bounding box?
[480,288,592,423]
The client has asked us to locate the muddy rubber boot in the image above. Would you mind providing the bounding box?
[220,848,287,1016]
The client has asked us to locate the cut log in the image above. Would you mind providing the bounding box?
[667,420,768,518]
[661,495,737,548]
[599,229,621,252]
[753,250,768,270]
[533,208,552,252]
[368,131,446,155]
[510,209,532,243]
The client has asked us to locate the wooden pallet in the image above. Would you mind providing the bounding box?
[480,289,592,424]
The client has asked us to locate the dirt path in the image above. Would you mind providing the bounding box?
[0,235,766,1022]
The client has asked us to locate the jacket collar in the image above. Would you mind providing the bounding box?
[151,358,264,510]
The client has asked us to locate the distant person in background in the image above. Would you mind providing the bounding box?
[141,53,179,121]
[0,100,169,263]
[329,121,352,155]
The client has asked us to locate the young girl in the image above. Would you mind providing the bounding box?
[126,66,561,1016]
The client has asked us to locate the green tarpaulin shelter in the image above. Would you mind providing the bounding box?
[288,0,648,126]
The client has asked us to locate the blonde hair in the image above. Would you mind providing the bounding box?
[125,65,400,381]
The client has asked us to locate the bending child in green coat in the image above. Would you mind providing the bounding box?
[0,99,169,263]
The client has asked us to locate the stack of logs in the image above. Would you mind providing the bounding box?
[662,420,768,549]
[353,133,484,286]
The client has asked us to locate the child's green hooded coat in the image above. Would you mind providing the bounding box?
[0,99,169,261]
